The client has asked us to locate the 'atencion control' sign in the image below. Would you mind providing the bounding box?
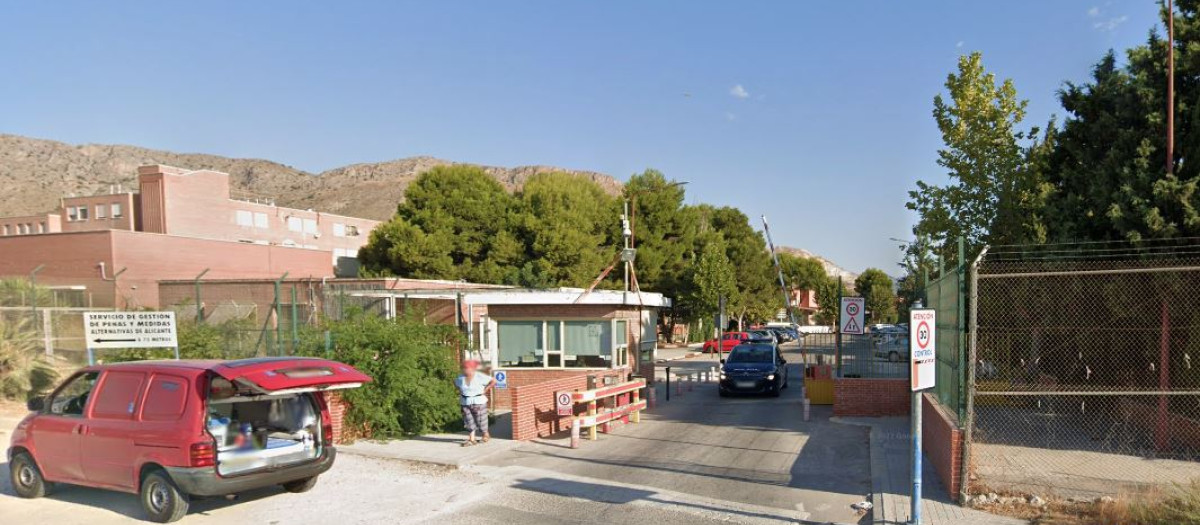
[84,311,179,349]
[909,309,936,391]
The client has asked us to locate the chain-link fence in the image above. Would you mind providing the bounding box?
[967,241,1200,498]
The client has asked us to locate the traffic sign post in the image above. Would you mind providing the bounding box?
[839,297,864,335]
[908,308,936,525]
[83,311,179,365]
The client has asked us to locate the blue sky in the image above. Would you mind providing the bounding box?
[0,1,1162,273]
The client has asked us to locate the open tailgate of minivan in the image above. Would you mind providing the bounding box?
[211,357,371,395]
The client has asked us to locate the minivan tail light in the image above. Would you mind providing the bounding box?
[322,419,334,447]
[190,442,216,468]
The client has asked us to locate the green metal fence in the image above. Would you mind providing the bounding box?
[924,238,967,419]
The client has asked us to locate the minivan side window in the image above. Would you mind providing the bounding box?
[48,372,100,416]
[141,375,189,421]
[91,371,146,420]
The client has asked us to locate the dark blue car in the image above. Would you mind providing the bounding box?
[718,343,789,397]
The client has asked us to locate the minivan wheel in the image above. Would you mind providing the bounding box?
[10,452,50,498]
[282,476,319,493]
[140,470,189,523]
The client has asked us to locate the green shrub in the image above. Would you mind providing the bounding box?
[0,313,55,400]
[297,311,462,438]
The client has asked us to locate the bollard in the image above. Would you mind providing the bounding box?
[647,385,656,409]
[570,419,581,448]
[587,400,598,440]
[710,366,717,382]
[803,398,811,421]
[675,376,683,396]
[687,373,695,391]
[665,366,671,402]
[632,387,641,423]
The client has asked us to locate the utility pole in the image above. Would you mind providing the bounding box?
[1168,0,1176,175]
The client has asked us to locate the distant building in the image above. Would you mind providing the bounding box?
[789,288,820,325]
[0,165,381,307]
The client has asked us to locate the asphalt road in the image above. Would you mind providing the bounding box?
[481,343,873,524]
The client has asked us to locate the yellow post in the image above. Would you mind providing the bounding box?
[588,400,598,440]
[632,387,641,423]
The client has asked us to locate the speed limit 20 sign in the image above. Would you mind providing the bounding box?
[909,309,936,391]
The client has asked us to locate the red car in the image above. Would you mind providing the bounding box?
[8,357,370,523]
[703,331,750,353]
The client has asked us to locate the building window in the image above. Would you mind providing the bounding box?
[287,216,302,232]
[111,203,123,218]
[38,222,46,234]
[333,223,346,237]
[236,210,254,227]
[253,212,269,229]
[497,321,543,368]
[95,204,107,219]
[77,206,88,220]
[18,223,29,235]
[345,225,360,236]
[496,319,620,369]
[2,224,8,235]
[303,218,318,235]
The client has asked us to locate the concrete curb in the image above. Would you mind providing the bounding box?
[655,351,703,363]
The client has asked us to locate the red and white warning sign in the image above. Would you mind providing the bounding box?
[840,297,865,335]
[556,391,574,416]
[910,309,936,391]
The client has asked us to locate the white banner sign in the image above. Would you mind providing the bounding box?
[84,311,179,350]
[840,297,865,334]
[910,309,936,391]
[556,391,573,416]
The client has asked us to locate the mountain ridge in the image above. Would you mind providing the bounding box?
[0,134,621,221]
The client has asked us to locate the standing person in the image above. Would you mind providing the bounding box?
[454,359,494,446]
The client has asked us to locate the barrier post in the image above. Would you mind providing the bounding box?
[646,385,656,408]
[587,400,598,441]
[570,419,581,449]
[803,398,811,421]
[632,388,641,423]
[665,366,671,401]
[687,373,694,391]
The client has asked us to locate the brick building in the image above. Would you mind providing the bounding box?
[0,165,382,307]
[339,287,670,409]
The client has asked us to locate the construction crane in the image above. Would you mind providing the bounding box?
[762,215,798,327]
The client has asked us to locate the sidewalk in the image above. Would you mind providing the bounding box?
[837,417,1027,525]
[340,433,521,468]
[655,346,704,362]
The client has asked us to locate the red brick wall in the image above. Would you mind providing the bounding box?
[324,392,349,444]
[833,378,910,417]
[0,230,335,308]
[510,369,630,441]
[922,393,963,501]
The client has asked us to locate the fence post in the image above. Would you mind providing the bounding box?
[665,366,670,401]
[290,285,299,355]
[273,272,288,356]
[193,268,210,323]
[957,237,966,421]
[960,245,987,503]
[836,275,843,376]
[29,263,45,325]
[324,330,333,358]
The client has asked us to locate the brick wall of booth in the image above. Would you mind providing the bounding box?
[510,368,630,441]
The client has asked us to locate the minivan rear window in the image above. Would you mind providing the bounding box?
[142,375,189,421]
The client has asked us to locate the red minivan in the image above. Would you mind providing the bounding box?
[7,357,370,522]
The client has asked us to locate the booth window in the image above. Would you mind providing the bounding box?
[496,319,626,369]
[497,321,543,367]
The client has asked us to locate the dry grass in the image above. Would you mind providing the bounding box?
[972,482,1200,525]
